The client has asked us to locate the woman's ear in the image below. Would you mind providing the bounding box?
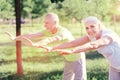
[54,21,57,24]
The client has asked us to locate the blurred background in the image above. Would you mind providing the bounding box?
[0,0,120,80]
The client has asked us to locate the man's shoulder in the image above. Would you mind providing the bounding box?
[58,25,70,32]
[57,25,74,40]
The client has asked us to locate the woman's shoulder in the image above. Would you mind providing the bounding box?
[102,29,114,35]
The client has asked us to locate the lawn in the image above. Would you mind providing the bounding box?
[0,22,119,80]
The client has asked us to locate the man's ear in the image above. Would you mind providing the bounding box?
[54,21,57,24]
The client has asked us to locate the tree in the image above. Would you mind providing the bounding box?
[0,0,14,20]
[21,0,50,18]
[50,0,64,3]
[110,0,120,22]
[49,0,112,22]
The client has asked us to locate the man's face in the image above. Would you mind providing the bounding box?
[85,23,100,38]
[44,17,56,32]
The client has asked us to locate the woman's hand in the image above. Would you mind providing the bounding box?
[53,49,72,55]
[40,46,53,53]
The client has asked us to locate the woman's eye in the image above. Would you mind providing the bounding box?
[90,25,95,28]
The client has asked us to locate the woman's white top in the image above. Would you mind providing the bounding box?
[97,29,120,71]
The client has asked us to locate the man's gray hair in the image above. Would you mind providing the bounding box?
[46,12,59,23]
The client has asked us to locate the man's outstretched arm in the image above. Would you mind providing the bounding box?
[5,31,43,41]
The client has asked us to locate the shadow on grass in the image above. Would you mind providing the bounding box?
[0,54,64,66]
[86,51,104,60]
[0,42,15,46]
[0,71,63,80]
[87,71,108,80]
[0,70,108,80]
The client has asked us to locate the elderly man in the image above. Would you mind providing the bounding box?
[6,13,86,80]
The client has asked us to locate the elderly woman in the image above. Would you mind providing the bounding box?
[51,16,120,80]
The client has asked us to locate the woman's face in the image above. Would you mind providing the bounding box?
[85,23,100,38]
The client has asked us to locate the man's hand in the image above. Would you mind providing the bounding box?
[22,37,52,51]
[5,31,16,40]
[22,37,34,47]
[5,31,23,41]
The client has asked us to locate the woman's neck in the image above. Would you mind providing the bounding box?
[96,30,102,39]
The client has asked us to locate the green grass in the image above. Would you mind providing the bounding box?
[0,22,119,80]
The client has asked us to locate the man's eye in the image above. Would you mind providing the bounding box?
[86,27,89,29]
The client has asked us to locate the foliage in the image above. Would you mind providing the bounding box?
[110,0,120,15]
[49,0,113,22]
[0,0,120,22]
[0,0,14,19]
[50,0,64,3]
[0,0,51,19]
[21,0,51,18]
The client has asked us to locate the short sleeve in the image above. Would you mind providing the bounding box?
[101,29,119,43]
[56,26,74,41]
